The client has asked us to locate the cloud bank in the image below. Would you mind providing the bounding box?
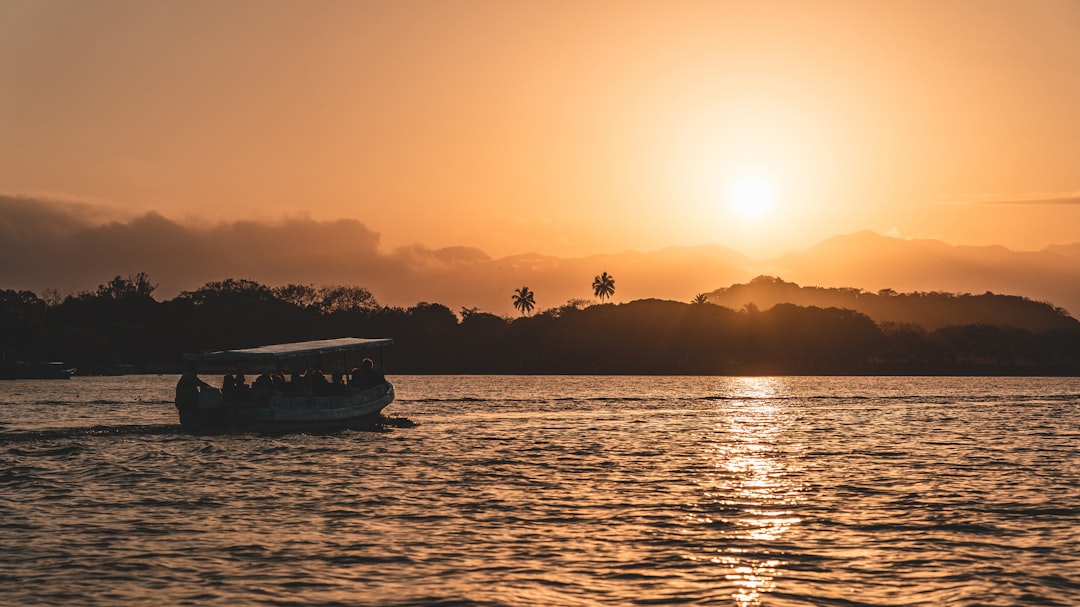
[939,192,1080,206]
[3,195,1080,317]
[0,195,754,315]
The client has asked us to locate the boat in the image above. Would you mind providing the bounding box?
[176,337,395,433]
[0,361,77,380]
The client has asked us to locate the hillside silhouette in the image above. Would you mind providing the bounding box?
[8,197,1080,318]
[3,273,1079,376]
[705,276,1078,332]
[765,230,1080,318]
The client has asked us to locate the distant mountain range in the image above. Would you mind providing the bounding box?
[3,196,1079,319]
[425,231,1080,321]
[760,231,1080,319]
[703,275,1078,332]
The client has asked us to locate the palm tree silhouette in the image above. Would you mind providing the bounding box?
[512,286,536,316]
[692,293,709,305]
[592,272,615,303]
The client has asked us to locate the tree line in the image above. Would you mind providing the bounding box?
[2,273,1079,375]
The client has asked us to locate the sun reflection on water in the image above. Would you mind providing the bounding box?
[722,558,784,606]
[691,377,804,606]
[731,376,788,401]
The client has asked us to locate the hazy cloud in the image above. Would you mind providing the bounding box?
[4,196,1079,317]
[0,195,752,314]
[1,195,439,302]
[938,192,1080,205]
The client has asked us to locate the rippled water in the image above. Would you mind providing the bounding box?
[1,375,1078,606]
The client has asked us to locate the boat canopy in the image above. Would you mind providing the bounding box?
[183,337,393,362]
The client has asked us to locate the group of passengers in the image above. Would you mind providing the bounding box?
[216,358,386,405]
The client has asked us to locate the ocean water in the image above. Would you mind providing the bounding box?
[1,375,1078,607]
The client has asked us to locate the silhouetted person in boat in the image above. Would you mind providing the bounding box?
[309,369,329,395]
[176,364,210,425]
[253,373,274,406]
[222,373,237,398]
[352,358,385,390]
[234,372,250,402]
[271,373,286,393]
[222,372,252,403]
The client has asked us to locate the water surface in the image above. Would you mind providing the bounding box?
[1,375,1078,606]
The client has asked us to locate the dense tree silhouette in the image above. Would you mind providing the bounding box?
[317,285,378,313]
[592,272,615,303]
[2,273,1080,376]
[270,284,378,314]
[512,286,536,316]
[0,290,46,361]
[86,273,157,302]
[272,284,322,309]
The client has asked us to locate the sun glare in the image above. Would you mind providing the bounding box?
[728,175,776,221]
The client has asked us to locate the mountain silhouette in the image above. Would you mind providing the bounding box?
[3,196,1079,317]
[763,231,1080,318]
[704,275,1077,332]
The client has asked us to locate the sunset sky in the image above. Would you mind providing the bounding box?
[3,0,1080,260]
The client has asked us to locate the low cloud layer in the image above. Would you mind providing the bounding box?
[3,195,1080,318]
[3,194,378,292]
[0,195,753,315]
[939,192,1080,205]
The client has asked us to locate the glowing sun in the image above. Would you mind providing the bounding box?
[727,174,776,220]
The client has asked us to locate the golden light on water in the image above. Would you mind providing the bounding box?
[732,376,787,400]
[693,377,804,606]
[723,558,785,607]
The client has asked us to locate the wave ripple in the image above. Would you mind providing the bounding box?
[1,375,1079,606]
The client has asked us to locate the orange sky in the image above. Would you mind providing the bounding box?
[2,0,1079,258]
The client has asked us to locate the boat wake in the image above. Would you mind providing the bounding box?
[0,416,416,443]
[0,424,183,443]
